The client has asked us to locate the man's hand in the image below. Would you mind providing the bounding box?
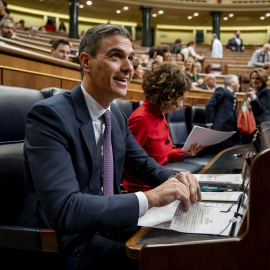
[144,172,201,211]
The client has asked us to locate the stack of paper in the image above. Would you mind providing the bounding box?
[138,191,246,236]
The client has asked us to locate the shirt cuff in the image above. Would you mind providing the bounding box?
[206,123,213,127]
[135,191,148,217]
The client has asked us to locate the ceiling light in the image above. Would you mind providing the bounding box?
[260,16,265,20]
[194,13,199,16]
[229,14,234,17]
[123,6,129,10]
[223,17,228,20]
[152,14,157,17]
[187,16,192,19]
[158,10,164,14]
[86,1,92,5]
[79,4,84,8]
[116,10,121,14]
[266,13,270,17]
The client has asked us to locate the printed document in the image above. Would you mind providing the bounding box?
[194,174,243,185]
[182,126,236,152]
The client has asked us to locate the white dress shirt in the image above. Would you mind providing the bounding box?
[81,83,148,217]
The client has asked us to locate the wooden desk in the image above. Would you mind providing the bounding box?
[126,123,270,269]
[125,144,250,260]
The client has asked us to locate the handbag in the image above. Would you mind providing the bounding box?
[237,98,256,135]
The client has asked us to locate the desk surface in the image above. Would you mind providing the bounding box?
[125,144,251,260]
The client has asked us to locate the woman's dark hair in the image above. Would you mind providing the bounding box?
[142,63,192,111]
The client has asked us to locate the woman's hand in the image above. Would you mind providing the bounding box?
[180,143,206,156]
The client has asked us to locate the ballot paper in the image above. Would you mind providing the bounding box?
[170,201,238,236]
[194,174,243,185]
[138,192,244,236]
[182,126,236,152]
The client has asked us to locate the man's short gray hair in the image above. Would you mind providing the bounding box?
[212,33,217,39]
[0,19,13,29]
[224,74,238,86]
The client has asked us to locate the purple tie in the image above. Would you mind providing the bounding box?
[102,110,114,196]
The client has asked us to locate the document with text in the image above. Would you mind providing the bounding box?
[194,174,243,185]
[182,126,236,152]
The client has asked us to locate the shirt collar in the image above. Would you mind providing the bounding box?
[143,100,164,119]
[226,87,234,93]
[81,83,110,121]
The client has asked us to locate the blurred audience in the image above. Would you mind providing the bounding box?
[15,19,25,29]
[175,52,184,62]
[248,43,270,69]
[0,19,13,39]
[195,61,202,73]
[199,73,217,91]
[181,41,204,61]
[51,39,70,61]
[44,19,56,32]
[132,60,144,80]
[58,22,66,32]
[157,44,171,62]
[170,38,182,54]
[184,57,199,82]
[0,0,13,24]
[28,25,39,38]
[211,33,223,58]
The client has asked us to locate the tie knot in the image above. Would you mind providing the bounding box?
[102,110,111,126]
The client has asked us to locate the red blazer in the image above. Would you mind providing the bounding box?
[123,100,184,192]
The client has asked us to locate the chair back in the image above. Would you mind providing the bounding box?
[0,86,44,143]
[185,106,207,134]
[112,99,134,119]
[41,87,70,99]
[166,107,189,147]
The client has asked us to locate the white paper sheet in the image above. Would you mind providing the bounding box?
[201,191,243,202]
[194,174,243,185]
[170,201,238,236]
[182,126,236,152]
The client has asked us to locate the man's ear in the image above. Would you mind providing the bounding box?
[80,52,91,73]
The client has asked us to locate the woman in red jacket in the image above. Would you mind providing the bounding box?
[123,63,204,192]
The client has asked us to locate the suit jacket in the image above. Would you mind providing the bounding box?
[250,85,270,125]
[18,84,174,269]
[205,87,238,132]
[226,37,244,52]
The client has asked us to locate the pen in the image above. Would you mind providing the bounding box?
[200,186,232,192]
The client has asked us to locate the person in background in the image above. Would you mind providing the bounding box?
[0,0,12,24]
[199,73,217,91]
[58,22,66,32]
[226,30,245,52]
[28,25,39,38]
[147,47,158,68]
[242,68,270,144]
[157,44,172,62]
[51,39,71,61]
[123,63,205,192]
[181,41,204,62]
[170,38,182,54]
[248,43,270,69]
[132,60,144,80]
[39,26,46,33]
[211,33,223,58]
[205,74,241,154]
[175,52,184,62]
[44,19,56,31]
[183,57,199,83]
[15,19,24,29]
[195,61,202,73]
[0,19,13,39]
[17,24,201,270]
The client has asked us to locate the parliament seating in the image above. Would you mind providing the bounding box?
[41,86,70,98]
[0,86,63,269]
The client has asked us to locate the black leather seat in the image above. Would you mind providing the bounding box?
[185,105,208,134]
[166,107,189,148]
[0,86,63,269]
[112,99,134,119]
[41,87,70,98]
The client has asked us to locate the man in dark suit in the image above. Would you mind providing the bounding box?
[18,24,201,270]
[226,30,245,52]
[205,74,241,154]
